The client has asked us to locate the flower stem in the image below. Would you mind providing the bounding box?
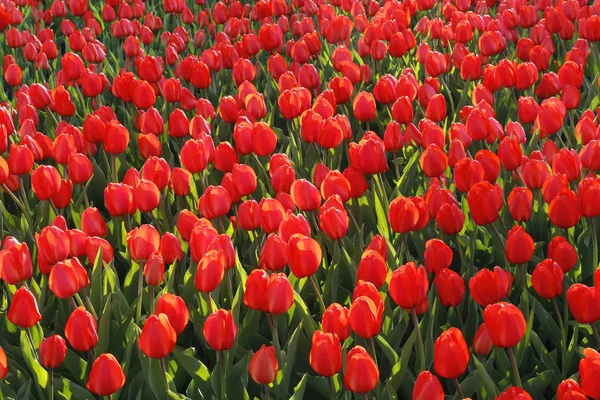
[592,217,598,274]
[49,369,54,400]
[135,265,144,325]
[368,337,378,365]
[411,308,425,373]
[218,350,227,400]
[591,323,600,348]
[159,357,169,392]
[267,314,283,366]
[453,378,464,399]
[507,347,522,388]
[309,275,326,314]
[25,328,39,362]
[328,376,336,400]
[551,297,565,342]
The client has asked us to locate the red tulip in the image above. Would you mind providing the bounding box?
[343,346,379,393]
[579,348,600,400]
[349,295,384,338]
[49,261,79,298]
[424,239,453,274]
[389,262,428,310]
[413,371,444,400]
[469,266,514,307]
[309,330,342,377]
[548,236,577,273]
[249,345,278,385]
[483,302,526,348]
[434,269,464,308]
[86,354,125,396]
[531,259,564,299]
[433,327,470,379]
[195,250,225,293]
[7,287,42,328]
[556,379,587,400]
[322,303,350,341]
[548,189,580,228]
[473,323,493,356]
[496,387,532,400]
[40,334,67,369]
[288,234,321,278]
[467,181,503,226]
[127,225,160,263]
[0,240,33,284]
[357,250,388,288]
[567,284,600,324]
[505,225,534,265]
[65,306,98,351]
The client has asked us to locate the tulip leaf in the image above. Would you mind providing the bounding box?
[225,353,250,400]
[172,347,213,398]
[522,369,553,399]
[293,291,317,337]
[95,293,112,357]
[62,350,88,383]
[529,331,561,389]
[53,377,95,400]
[280,323,304,398]
[375,335,399,371]
[473,355,499,397]
[289,374,308,399]
[19,330,48,391]
[90,247,104,314]
[390,329,416,392]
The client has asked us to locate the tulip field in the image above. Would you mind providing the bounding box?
[4,0,600,398]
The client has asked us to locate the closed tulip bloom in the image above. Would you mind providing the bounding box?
[319,205,349,240]
[86,354,125,396]
[309,331,342,377]
[159,233,183,265]
[134,179,161,213]
[143,254,164,287]
[389,262,428,310]
[483,302,526,348]
[420,144,448,178]
[469,266,514,307]
[343,346,379,393]
[505,226,534,265]
[198,186,232,219]
[259,233,288,271]
[265,273,295,315]
[127,225,160,263]
[497,387,532,400]
[531,259,564,299]
[349,296,384,338]
[81,207,108,237]
[68,153,93,184]
[357,250,388,288]
[7,287,42,328]
[567,284,600,324]
[40,334,67,369]
[425,94,446,122]
[521,159,550,189]
[548,236,577,273]
[231,163,257,197]
[237,200,261,231]
[139,314,177,359]
[0,241,33,284]
[556,379,587,400]
[31,165,61,200]
[454,158,485,193]
[549,189,580,228]
[206,234,235,270]
[473,323,493,356]
[436,203,465,235]
[279,213,311,243]
[291,179,321,211]
[321,171,351,203]
[249,345,278,385]
[37,225,70,266]
[498,136,523,171]
[85,237,114,264]
[579,348,600,400]
[413,371,444,400]
[322,303,350,341]
[434,269,464,308]
[195,250,225,293]
[434,328,470,379]
[244,269,269,311]
[352,92,376,122]
[467,181,503,226]
[389,196,419,233]
[65,306,98,352]
[204,309,237,351]
[104,183,134,217]
[189,224,219,263]
[49,261,79,298]
[424,239,453,274]
[356,135,388,175]
[542,174,569,203]
[508,187,533,222]
[260,198,286,233]
[577,177,600,217]
[104,121,130,155]
[156,293,189,335]
[288,234,321,278]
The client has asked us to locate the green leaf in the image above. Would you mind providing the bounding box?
[54,377,95,400]
[20,330,48,390]
[172,347,213,398]
[95,293,112,356]
[290,374,308,399]
[473,355,499,398]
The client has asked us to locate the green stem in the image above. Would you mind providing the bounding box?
[264,384,270,400]
[219,351,227,400]
[226,269,235,307]
[508,347,522,388]
[309,275,326,314]
[453,378,464,399]
[592,218,598,274]
[267,314,283,366]
[489,221,508,269]
[75,292,97,320]
[149,286,155,315]
[49,369,54,400]
[135,265,144,325]
[328,376,336,400]
[551,297,565,344]
[411,308,425,373]
[453,306,465,332]
[159,357,169,392]
[110,154,118,183]
[25,328,39,362]
[368,337,378,365]
[205,292,214,315]
[591,324,600,349]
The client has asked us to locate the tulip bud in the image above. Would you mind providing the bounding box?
[86,354,126,396]
[203,309,237,351]
[40,335,67,369]
[139,314,177,358]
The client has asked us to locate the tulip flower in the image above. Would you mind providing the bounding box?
[86,354,126,396]
[249,345,278,385]
[40,335,67,369]
[7,287,42,328]
[139,314,177,359]
[343,346,379,394]
[65,306,98,352]
[156,293,189,335]
[433,328,470,380]
[413,371,444,400]
[309,331,342,377]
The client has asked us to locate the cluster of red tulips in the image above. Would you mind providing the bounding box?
[2,0,600,398]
